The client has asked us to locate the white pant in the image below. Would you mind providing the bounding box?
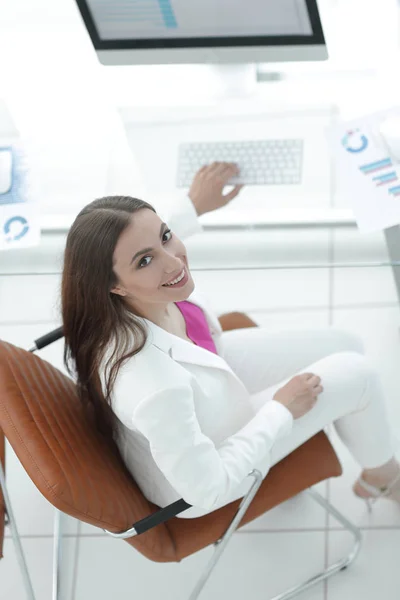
[219,326,395,471]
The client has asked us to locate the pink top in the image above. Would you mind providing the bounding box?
[175,301,218,355]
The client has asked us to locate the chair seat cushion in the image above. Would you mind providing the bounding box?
[0,338,342,565]
[151,430,342,561]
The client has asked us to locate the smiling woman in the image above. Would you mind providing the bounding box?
[61,182,400,521]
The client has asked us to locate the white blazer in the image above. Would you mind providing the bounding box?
[109,196,293,518]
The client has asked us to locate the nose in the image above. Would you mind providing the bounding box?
[163,249,182,274]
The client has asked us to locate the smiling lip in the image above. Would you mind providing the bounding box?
[162,266,189,288]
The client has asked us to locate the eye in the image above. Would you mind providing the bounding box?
[137,229,172,269]
[138,256,152,268]
[163,229,172,242]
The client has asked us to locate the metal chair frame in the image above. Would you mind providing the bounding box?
[0,327,363,600]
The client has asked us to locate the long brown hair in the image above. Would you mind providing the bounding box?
[61,196,156,446]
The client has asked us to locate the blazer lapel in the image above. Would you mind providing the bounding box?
[142,293,232,374]
[170,336,233,372]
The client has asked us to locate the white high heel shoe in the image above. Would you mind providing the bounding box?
[353,472,400,512]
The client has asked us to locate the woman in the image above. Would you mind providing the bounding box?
[62,163,400,519]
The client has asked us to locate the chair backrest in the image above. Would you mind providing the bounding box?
[0,341,176,563]
[0,312,259,563]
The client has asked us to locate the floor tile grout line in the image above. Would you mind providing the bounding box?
[237,525,400,532]
[4,524,400,539]
[324,478,331,600]
[70,521,81,600]
[324,487,330,600]
[1,302,400,329]
[6,523,400,540]
[5,523,400,540]
[325,217,334,600]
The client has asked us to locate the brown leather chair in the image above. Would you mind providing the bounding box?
[0,313,362,600]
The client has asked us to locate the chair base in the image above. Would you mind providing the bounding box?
[0,462,362,600]
[187,484,362,600]
[267,488,362,600]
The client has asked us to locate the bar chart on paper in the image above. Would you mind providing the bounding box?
[328,108,400,232]
[340,127,400,200]
[360,158,400,197]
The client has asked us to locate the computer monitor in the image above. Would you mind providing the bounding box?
[75,0,328,66]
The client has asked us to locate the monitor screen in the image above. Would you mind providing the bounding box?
[76,0,327,64]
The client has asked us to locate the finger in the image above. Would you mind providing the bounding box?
[212,162,238,178]
[218,168,240,187]
[224,185,244,202]
[301,372,316,380]
[307,375,321,387]
[208,161,224,173]
[312,385,324,396]
[195,165,208,176]
[219,162,240,176]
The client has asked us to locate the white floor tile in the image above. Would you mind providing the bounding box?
[333,228,390,263]
[75,532,325,600]
[327,430,400,529]
[326,530,400,599]
[241,483,328,532]
[248,309,329,330]
[187,228,330,270]
[333,266,398,306]
[332,227,399,305]
[332,307,400,426]
[0,233,66,275]
[4,442,80,537]
[0,536,78,600]
[79,522,105,536]
[0,275,61,324]
[194,267,330,314]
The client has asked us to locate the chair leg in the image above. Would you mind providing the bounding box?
[188,469,264,600]
[0,462,36,600]
[52,509,63,600]
[187,486,362,600]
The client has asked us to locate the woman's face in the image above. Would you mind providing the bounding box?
[111,209,195,313]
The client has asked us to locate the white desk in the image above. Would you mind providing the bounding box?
[32,71,400,303]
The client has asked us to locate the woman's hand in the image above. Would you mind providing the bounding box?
[188,162,244,216]
[273,373,323,419]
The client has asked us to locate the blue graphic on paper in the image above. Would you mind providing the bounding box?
[341,129,369,153]
[0,144,29,206]
[3,215,29,242]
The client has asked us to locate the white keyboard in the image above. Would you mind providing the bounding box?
[177,139,304,188]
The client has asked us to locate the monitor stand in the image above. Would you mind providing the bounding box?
[209,63,259,98]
